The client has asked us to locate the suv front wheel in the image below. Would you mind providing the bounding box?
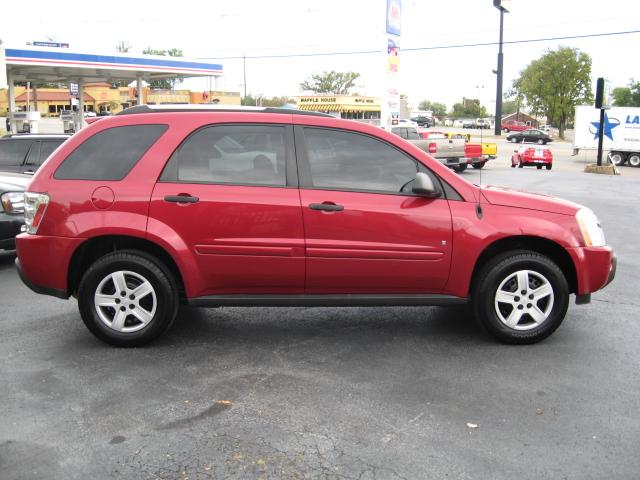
[472,250,569,344]
[77,250,179,347]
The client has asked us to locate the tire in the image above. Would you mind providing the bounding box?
[472,161,486,169]
[503,128,510,133]
[536,139,545,145]
[609,151,626,166]
[472,250,569,344]
[537,165,542,169]
[546,164,552,170]
[77,250,179,347]
[453,163,468,173]
[628,153,640,167]
[510,137,519,143]
[518,161,524,168]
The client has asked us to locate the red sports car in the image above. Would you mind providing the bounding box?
[511,145,553,170]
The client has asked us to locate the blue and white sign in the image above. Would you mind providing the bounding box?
[31,41,70,48]
[69,82,78,96]
[386,0,401,36]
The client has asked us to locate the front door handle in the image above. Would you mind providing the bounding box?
[164,194,199,204]
[309,202,344,212]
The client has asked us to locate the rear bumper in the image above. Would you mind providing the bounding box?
[439,157,467,167]
[15,258,68,299]
[15,233,84,299]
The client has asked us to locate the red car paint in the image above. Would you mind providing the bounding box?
[464,143,483,163]
[16,110,613,304]
[511,146,553,168]
[501,120,529,132]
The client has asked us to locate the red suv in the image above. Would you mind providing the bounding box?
[15,106,616,346]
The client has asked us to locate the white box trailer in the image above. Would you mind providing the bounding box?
[573,105,640,166]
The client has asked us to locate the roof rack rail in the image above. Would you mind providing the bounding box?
[116,104,332,117]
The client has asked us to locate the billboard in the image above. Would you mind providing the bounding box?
[386,0,401,36]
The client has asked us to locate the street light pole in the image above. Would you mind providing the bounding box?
[493,1,509,136]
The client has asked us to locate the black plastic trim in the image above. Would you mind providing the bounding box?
[164,195,199,203]
[15,258,69,299]
[117,105,332,118]
[604,254,617,288]
[188,294,467,307]
[309,203,344,212]
[575,294,591,305]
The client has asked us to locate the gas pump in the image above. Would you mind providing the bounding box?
[60,110,76,134]
[10,111,40,133]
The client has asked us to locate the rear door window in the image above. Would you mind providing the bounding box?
[160,124,288,187]
[0,140,31,168]
[54,125,167,180]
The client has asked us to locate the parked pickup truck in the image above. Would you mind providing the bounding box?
[464,142,498,169]
[387,127,467,172]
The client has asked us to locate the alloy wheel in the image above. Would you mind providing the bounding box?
[494,269,554,331]
[93,270,157,333]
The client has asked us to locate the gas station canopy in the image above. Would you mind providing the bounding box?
[2,44,224,133]
[4,46,223,83]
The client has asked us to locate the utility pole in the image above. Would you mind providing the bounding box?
[243,54,247,105]
[493,0,510,136]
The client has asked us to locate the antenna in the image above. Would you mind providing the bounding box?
[476,85,485,219]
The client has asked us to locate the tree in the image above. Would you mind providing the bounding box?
[243,95,295,107]
[449,98,488,119]
[115,41,131,53]
[501,100,519,116]
[612,80,640,107]
[511,46,592,138]
[142,47,184,90]
[300,71,360,95]
[417,100,447,117]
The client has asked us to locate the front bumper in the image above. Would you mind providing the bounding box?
[569,246,616,301]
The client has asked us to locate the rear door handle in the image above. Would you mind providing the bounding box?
[309,202,344,212]
[164,194,199,204]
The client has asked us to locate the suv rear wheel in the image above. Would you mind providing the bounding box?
[472,250,569,344]
[77,250,179,347]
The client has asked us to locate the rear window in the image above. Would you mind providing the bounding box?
[0,140,31,167]
[54,125,167,180]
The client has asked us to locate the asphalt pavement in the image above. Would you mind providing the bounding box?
[1,162,639,479]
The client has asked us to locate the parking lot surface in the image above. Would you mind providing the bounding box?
[1,157,639,479]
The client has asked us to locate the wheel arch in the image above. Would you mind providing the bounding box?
[68,235,186,299]
[470,235,578,295]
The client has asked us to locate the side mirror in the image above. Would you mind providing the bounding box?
[412,172,441,198]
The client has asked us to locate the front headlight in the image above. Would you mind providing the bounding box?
[576,208,606,247]
[1,191,25,214]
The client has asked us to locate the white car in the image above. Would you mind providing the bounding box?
[396,119,418,128]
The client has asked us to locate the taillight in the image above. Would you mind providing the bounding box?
[24,192,50,234]
[428,142,437,154]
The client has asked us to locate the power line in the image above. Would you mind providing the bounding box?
[198,29,640,60]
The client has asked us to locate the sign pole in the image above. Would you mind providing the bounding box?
[596,108,605,167]
[595,77,606,167]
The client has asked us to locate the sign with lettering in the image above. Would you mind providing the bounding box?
[386,0,401,36]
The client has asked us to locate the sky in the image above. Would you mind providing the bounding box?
[2,0,639,112]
